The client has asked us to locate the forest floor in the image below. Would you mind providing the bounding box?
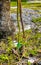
[0,2,41,65]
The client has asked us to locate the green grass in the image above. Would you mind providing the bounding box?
[32,17,41,26]
[0,29,41,64]
[10,2,27,7]
[10,2,17,7]
[11,2,41,8]
[10,2,41,14]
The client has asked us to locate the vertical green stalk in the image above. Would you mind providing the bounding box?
[18,0,26,57]
[17,1,25,57]
[17,0,20,43]
[17,0,25,41]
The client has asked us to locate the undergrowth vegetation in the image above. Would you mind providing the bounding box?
[32,17,41,26]
[0,1,41,65]
[32,17,41,23]
[0,29,41,65]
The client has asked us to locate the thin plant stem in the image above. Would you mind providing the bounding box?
[19,0,25,38]
[17,0,21,43]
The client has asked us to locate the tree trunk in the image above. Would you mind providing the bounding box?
[0,0,15,39]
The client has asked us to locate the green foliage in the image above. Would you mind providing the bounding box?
[29,49,37,56]
[17,42,22,49]
[0,54,8,61]
[0,0,41,64]
[6,37,14,53]
[7,37,13,47]
[11,2,17,6]
[0,29,41,64]
[11,0,27,2]
[27,61,31,65]
[15,29,41,57]
[32,17,41,23]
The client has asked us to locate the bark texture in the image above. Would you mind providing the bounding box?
[0,0,15,38]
